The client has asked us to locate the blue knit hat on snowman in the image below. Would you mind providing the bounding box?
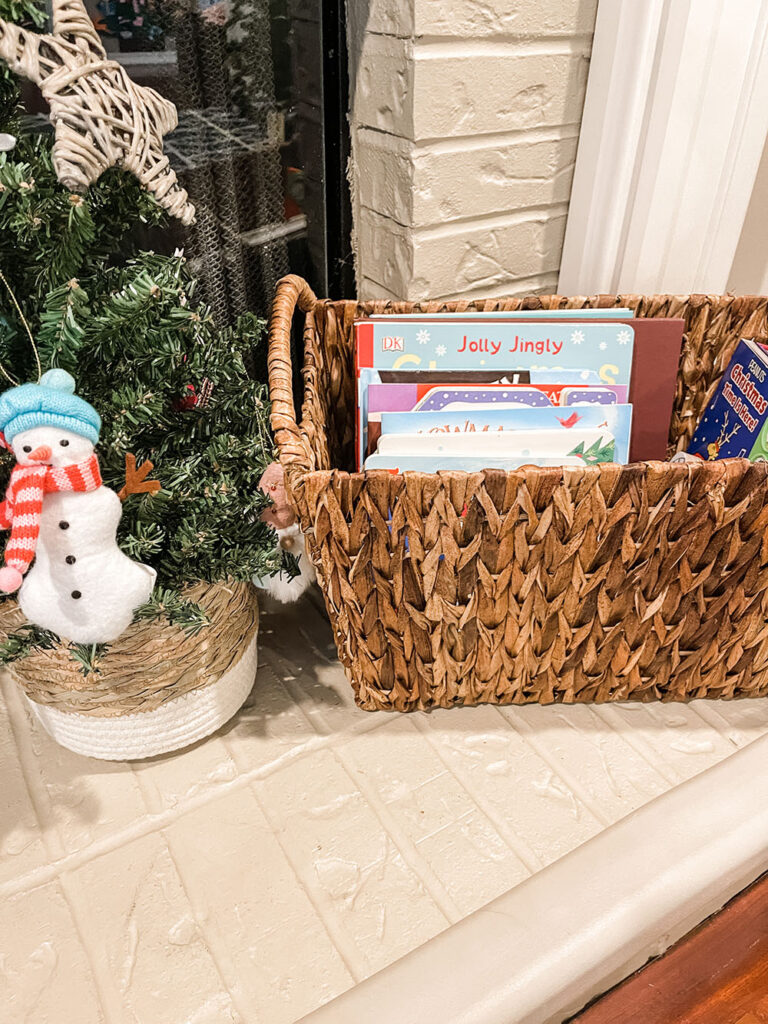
[0,369,101,446]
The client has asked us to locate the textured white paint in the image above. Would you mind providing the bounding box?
[356,127,579,228]
[299,733,768,1024]
[348,0,598,300]
[2,590,768,1022]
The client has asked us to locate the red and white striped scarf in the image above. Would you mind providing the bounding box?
[0,455,102,576]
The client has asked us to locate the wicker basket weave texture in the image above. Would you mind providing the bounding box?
[268,276,768,712]
[1,581,259,718]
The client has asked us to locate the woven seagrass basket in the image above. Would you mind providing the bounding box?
[268,274,768,712]
[0,581,260,759]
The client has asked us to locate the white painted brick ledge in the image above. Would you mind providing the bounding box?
[360,0,598,40]
[348,0,596,303]
[5,594,768,1023]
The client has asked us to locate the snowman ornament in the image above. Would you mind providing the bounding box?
[0,369,156,643]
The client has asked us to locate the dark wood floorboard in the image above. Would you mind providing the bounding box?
[572,871,768,1024]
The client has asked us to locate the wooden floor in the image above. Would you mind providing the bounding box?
[573,872,768,1023]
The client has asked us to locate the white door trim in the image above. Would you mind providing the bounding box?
[559,0,768,296]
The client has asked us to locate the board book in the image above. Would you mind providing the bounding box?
[687,339,768,461]
[367,404,632,471]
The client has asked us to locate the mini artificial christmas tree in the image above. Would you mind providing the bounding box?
[0,0,287,758]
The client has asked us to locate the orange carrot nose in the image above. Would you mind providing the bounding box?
[28,445,52,462]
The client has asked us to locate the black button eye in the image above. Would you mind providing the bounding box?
[60,439,69,447]
[71,590,81,599]
[22,446,31,453]
[65,555,76,565]
[59,521,69,530]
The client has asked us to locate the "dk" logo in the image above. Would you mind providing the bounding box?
[382,336,404,351]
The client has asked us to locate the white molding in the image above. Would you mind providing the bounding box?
[559,0,768,295]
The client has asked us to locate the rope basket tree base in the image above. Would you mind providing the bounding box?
[0,581,259,759]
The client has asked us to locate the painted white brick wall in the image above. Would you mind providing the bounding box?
[348,0,598,301]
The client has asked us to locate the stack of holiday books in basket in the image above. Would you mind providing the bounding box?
[355,310,685,472]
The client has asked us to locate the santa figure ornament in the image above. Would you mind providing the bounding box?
[0,369,156,643]
[253,462,315,602]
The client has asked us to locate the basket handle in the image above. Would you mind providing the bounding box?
[268,274,318,475]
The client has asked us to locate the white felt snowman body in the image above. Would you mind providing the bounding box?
[10,425,156,643]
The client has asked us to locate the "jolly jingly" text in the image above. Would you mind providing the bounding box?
[458,335,564,355]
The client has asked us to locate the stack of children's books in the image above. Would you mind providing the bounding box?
[355,309,685,472]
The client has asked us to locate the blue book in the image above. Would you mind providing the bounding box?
[356,320,634,382]
[687,340,768,461]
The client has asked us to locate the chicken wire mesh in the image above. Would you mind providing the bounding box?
[14,0,322,322]
[79,0,300,323]
[158,1,291,323]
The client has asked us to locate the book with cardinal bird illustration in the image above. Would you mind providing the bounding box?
[687,339,768,461]
[365,404,632,471]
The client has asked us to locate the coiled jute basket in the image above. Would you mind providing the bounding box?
[269,275,768,712]
[0,581,259,759]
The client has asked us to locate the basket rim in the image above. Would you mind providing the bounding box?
[267,275,768,488]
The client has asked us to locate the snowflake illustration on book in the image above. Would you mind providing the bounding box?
[617,329,631,345]
[417,329,430,344]
[571,329,585,344]
[435,344,447,357]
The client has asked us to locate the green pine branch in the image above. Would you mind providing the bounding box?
[0,91,280,666]
[68,642,108,677]
[0,623,57,663]
[132,589,210,635]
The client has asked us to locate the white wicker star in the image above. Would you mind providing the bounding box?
[0,0,195,224]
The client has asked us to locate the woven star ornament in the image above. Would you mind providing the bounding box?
[0,0,195,224]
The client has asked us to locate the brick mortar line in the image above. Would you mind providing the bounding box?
[359,201,569,238]
[359,190,574,233]
[433,271,560,302]
[494,705,616,828]
[330,743,462,924]
[360,270,561,303]
[409,715,544,874]
[226,678,372,983]
[125,752,255,1020]
[411,201,570,241]
[361,29,594,55]
[160,824,260,1020]
[685,701,763,748]
[412,35,594,58]
[352,121,583,148]
[589,704,686,786]
[245,775,367,984]
[268,669,465,939]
